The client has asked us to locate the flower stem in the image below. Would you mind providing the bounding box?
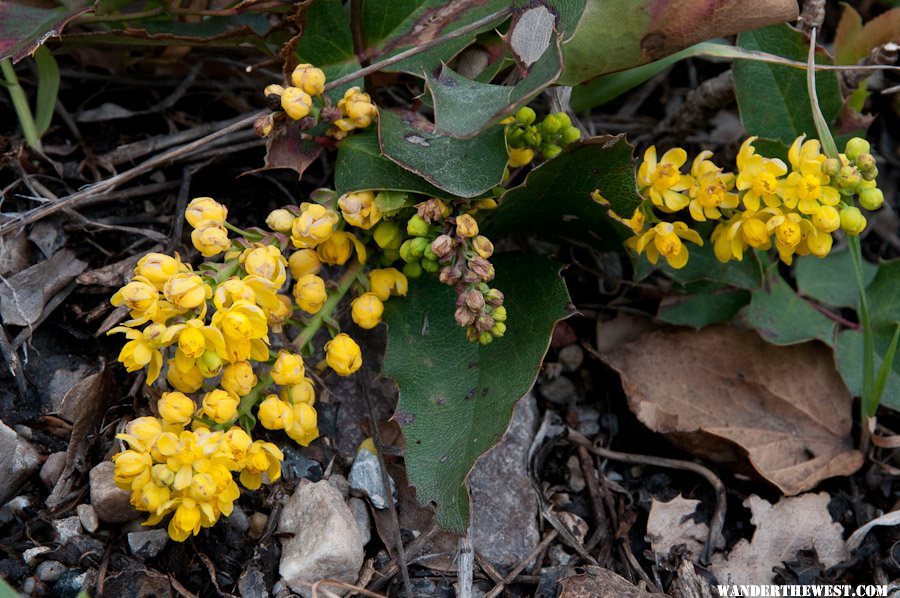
[293,260,363,352]
[223,221,262,240]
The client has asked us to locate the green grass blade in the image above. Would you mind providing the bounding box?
[34,46,59,137]
[1,58,40,149]
[870,324,900,416]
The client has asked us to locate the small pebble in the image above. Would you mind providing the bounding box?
[348,449,397,509]
[76,504,99,533]
[558,344,584,372]
[227,506,250,533]
[538,376,577,405]
[548,544,572,567]
[566,455,585,492]
[328,474,350,499]
[21,577,37,595]
[272,580,289,597]
[40,452,67,489]
[348,498,371,545]
[574,405,601,437]
[127,529,168,559]
[248,512,268,540]
[36,560,65,583]
[23,546,51,566]
[53,516,82,544]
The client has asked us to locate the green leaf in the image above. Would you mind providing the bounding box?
[485,135,639,245]
[383,252,570,530]
[0,0,92,63]
[428,33,562,138]
[795,249,878,309]
[747,272,836,345]
[374,190,411,214]
[634,244,765,290]
[866,259,900,329]
[733,24,843,147]
[33,46,58,137]
[334,130,445,197]
[834,4,900,65]
[377,109,507,198]
[657,290,750,329]
[836,328,900,412]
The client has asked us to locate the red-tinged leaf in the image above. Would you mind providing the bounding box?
[0,0,92,63]
[835,3,900,65]
[251,123,324,180]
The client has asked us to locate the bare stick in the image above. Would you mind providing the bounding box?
[483,530,558,598]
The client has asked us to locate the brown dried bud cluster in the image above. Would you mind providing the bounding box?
[417,199,451,223]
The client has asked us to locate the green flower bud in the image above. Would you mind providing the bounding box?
[492,305,507,322]
[478,331,493,345]
[859,187,884,211]
[542,143,562,159]
[380,249,400,265]
[840,206,867,236]
[410,236,429,258]
[515,106,536,126]
[555,112,572,127]
[845,137,870,162]
[421,258,440,273]
[402,261,423,279]
[407,214,430,237]
[522,126,541,148]
[823,158,841,179]
[373,221,404,250]
[561,126,581,145]
[399,239,415,263]
[837,165,861,191]
[490,321,506,338]
[540,114,561,136]
[506,127,525,147]
[423,243,437,261]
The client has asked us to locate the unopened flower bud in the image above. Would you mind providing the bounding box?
[855,153,876,174]
[439,264,463,284]
[266,208,294,233]
[421,258,440,273]
[475,313,495,332]
[845,137,870,161]
[492,305,507,322]
[823,157,841,179]
[490,322,506,337]
[515,106,536,126]
[416,199,451,223]
[254,114,274,138]
[540,114,562,136]
[407,214,430,237]
[542,143,563,159]
[472,235,494,259]
[561,125,581,145]
[859,187,884,211]
[840,206,867,236]
[403,261,423,279]
[431,234,455,259]
[281,87,313,120]
[373,221,403,250]
[291,64,326,96]
[409,237,428,258]
[469,256,495,281]
[485,288,504,306]
[191,221,230,257]
[508,147,534,167]
[837,165,861,190]
[455,305,476,327]
[478,331,493,345]
[465,289,485,311]
[456,214,479,238]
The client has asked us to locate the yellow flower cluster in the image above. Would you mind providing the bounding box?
[617,135,883,268]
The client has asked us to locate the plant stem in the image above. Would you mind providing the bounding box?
[1,59,41,150]
[293,260,363,351]
[223,221,262,239]
[848,236,875,417]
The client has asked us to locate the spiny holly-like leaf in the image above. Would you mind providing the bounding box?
[485,135,639,245]
[334,130,445,197]
[733,24,844,148]
[378,109,507,198]
[292,0,360,98]
[0,0,92,63]
[383,253,570,530]
[428,28,562,138]
[253,123,323,180]
[559,0,798,85]
[747,272,836,346]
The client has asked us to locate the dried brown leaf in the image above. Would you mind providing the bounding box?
[558,566,663,597]
[603,325,863,495]
[0,249,87,327]
[250,122,324,180]
[711,493,849,584]
[646,495,721,559]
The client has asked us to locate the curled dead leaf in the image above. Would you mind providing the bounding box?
[602,325,863,495]
[647,494,723,560]
[558,566,664,597]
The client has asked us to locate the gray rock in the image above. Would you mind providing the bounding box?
[227,506,250,533]
[348,449,397,509]
[36,560,65,583]
[558,344,584,372]
[278,481,364,597]
[281,446,324,483]
[574,405,601,437]
[76,504,99,533]
[238,567,268,598]
[566,454,585,492]
[468,393,540,574]
[347,498,371,546]
[0,495,32,524]
[21,577,37,595]
[53,516,82,544]
[23,546,51,566]
[538,376,577,405]
[0,419,41,504]
[328,474,350,499]
[248,512,268,540]
[90,462,138,523]
[272,580,289,597]
[40,452,67,489]
[53,569,88,598]
[128,528,168,559]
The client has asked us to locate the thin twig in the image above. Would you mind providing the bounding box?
[368,523,439,592]
[483,530,558,598]
[474,551,504,586]
[457,534,474,598]
[310,579,387,598]
[567,429,726,566]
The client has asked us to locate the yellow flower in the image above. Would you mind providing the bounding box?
[117,416,164,452]
[293,274,328,314]
[162,318,227,374]
[508,147,534,167]
[212,277,255,310]
[112,449,152,489]
[337,87,377,128]
[766,211,804,264]
[291,203,340,248]
[779,162,839,214]
[456,214,479,238]
[625,222,702,270]
[608,208,645,234]
[191,220,230,257]
[201,389,238,424]
[168,499,203,542]
[291,63,326,96]
[266,208,295,233]
[221,361,257,397]
[787,135,827,173]
[712,209,777,262]
[338,191,382,230]
[351,292,384,330]
[108,323,167,384]
[271,351,306,386]
[111,276,159,326]
[317,231,367,265]
[735,137,788,211]
[288,249,322,278]
[368,268,408,301]
[185,197,227,228]
[796,219,834,257]
[281,86,313,120]
[138,480,171,514]
[239,441,283,490]
[164,273,212,312]
[166,358,205,393]
[637,146,693,212]
[325,333,362,376]
[258,395,293,430]
[221,427,253,461]
[211,300,270,362]
[135,253,184,290]
[688,151,738,221]
[158,392,196,426]
[286,402,319,446]
[267,294,293,334]
[240,244,288,287]
[281,378,316,405]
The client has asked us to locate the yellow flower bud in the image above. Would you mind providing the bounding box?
[126,416,163,449]
[169,501,202,542]
[264,84,285,98]
[240,244,288,287]
[456,214,479,238]
[258,395,294,430]
[286,402,319,446]
[741,218,770,248]
[189,472,217,503]
[221,361,257,397]
[291,63,326,96]
[178,325,206,358]
[812,205,840,233]
[316,231,354,265]
[369,268,408,301]
[288,248,322,278]
[112,450,151,482]
[201,389,238,424]
[139,482,170,513]
[271,351,306,386]
[167,360,204,393]
[325,333,362,376]
[111,278,158,313]
[135,253,182,289]
[164,273,211,310]
[185,197,227,228]
[266,208,295,233]
[281,377,316,405]
[293,274,327,314]
[508,147,534,167]
[351,292,384,330]
[267,294,293,333]
[191,220,230,257]
[840,206,867,236]
[291,203,339,248]
[472,235,494,259]
[281,86,313,120]
[338,191,382,230]
[152,463,175,486]
[158,392,196,426]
